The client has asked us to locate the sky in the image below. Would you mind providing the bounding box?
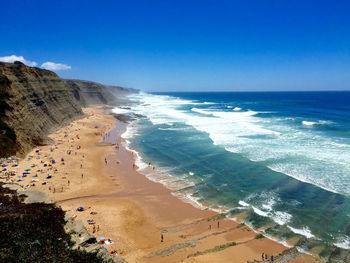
[0,0,349,92]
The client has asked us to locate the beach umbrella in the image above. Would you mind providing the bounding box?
[99,237,106,241]
[25,168,31,171]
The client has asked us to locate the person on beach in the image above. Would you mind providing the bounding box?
[81,173,84,179]
[217,221,220,228]
[93,225,96,233]
[262,253,264,260]
[105,158,107,165]
[161,233,164,242]
[271,255,274,262]
[265,253,268,260]
[209,224,211,230]
[97,225,100,232]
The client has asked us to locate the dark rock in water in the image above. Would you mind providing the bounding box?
[327,247,350,263]
[111,113,132,123]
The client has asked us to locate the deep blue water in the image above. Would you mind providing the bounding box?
[114,91,350,257]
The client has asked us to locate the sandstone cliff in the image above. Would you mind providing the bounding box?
[0,61,136,158]
[65,79,135,106]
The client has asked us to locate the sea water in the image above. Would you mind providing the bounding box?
[114,91,350,257]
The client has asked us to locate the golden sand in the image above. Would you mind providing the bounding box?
[1,107,318,263]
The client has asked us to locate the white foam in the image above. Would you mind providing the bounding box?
[112,107,132,115]
[287,226,315,239]
[302,121,317,127]
[252,206,269,217]
[175,193,207,210]
[243,192,292,226]
[262,233,293,248]
[238,200,250,207]
[273,211,293,226]
[122,92,350,196]
[120,124,148,170]
[233,107,242,111]
[302,120,331,127]
[334,235,350,249]
[191,108,213,115]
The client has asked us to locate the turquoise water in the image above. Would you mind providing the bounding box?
[115,91,350,257]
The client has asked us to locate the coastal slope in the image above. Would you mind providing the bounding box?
[65,79,135,106]
[0,61,135,158]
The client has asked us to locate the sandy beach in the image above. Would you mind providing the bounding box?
[1,107,318,263]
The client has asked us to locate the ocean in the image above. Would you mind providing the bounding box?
[113,91,350,257]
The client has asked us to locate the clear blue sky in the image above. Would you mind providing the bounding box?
[1,0,349,91]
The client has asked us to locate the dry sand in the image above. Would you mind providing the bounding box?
[1,107,318,263]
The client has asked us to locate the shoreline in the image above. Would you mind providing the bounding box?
[1,107,318,262]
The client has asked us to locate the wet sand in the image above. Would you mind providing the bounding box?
[1,107,318,263]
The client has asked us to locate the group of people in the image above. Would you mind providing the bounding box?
[262,252,274,262]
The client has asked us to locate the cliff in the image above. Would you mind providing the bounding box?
[65,79,135,106]
[0,61,136,158]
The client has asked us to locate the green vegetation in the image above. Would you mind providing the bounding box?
[0,185,104,262]
[188,241,237,258]
[207,213,226,222]
[237,223,245,228]
[255,233,265,239]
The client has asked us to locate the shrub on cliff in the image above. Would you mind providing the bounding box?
[0,185,104,262]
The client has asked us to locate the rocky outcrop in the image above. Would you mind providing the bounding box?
[1,183,127,262]
[65,212,127,263]
[0,61,137,158]
[247,247,300,263]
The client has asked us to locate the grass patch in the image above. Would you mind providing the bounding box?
[237,223,245,228]
[255,234,265,239]
[95,142,114,147]
[188,241,237,258]
[207,213,226,222]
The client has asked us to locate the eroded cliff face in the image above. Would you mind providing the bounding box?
[0,61,137,158]
[0,61,84,157]
[65,79,135,106]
